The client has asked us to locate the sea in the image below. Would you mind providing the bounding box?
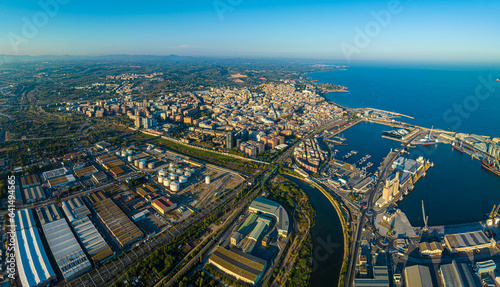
[306,65,500,226]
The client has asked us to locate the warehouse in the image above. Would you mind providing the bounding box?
[42,167,69,180]
[152,196,177,215]
[61,198,114,262]
[14,209,56,287]
[354,266,389,287]
[208,246,267,286]
[249,197,289,237]
[418,241,443,256]
[37,204,92,281]
[475,260,496,275]
[109,166,125,177]
[92,172,108,184]
[86,191,143,247]
[439,260,478,287]
[96,154,117,165]
[23,185,46,204]
[443,230,495,253]
[47,174,76,188]
[20,174,41,188]
[404,265,432,287]
[73,165,98,178]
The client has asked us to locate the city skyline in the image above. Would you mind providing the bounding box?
[1,0,499,63]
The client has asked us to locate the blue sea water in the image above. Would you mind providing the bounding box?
[307,65,500,137]
[307,65,500,226]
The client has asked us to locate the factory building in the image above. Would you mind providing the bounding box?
[23,185,46,204]
[61,198,114,263]
[37,204,92,281]
[20,174,41,188]
[418,241,443,256]
[152,196,177,215]
[47,174,76,188]
[207,246,267,286]
[354,266,389,287]
[438,260,478,287]
[443,231,495,253]
[249,197,289,237]
[73,165,99,178]
[375,173,400,207]
[86,191,143,247]
[475,260,496,275]
[14,209,57,287]
[41,167,69,181]
[404,265,432,287]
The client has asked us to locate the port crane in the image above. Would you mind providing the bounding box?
[422,200,429,232]
[489,205,497,218]
[494,205,500,218]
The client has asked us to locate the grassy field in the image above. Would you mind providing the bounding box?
[153,137,262,174]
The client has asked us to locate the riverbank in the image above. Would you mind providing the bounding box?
[284,173,349,287]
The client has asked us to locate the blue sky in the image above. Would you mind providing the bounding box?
[0,0,499,63]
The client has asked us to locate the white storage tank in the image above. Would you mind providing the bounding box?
[158,177,164,184]
[169,173,177,180]
[148,162,154,169]
[139,161,146,169]
[205,176,211,184]
[121,150,127,157]
[168,167,175,173]
[176,169,183,174]
[184,171,192,177]
[127,149,133,155]
[179,176,188,184]
[169,163,176,168]
[134,160,140,167]
[159,169,167,177]
[163,179,171,187]
[115,151,120,156]
[170,181,180,192]
[127,155,133,162]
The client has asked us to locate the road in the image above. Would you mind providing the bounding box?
[344,130,423,287]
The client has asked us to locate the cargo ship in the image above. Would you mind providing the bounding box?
[482,160,500,177]
[421,126,438,145]
[452,142,464,153]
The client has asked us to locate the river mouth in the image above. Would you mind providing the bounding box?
[284,175,344,287]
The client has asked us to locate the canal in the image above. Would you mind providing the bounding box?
[285,175,345,287]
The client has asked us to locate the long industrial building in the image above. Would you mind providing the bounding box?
[86,191,143,247]
[61,198,114,262]
[37,204,92,281]
[14,209,56,287]
[208,246,267,286]
[249,197,289,237]
[443,230,495,253]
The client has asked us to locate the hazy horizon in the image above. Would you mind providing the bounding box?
[1,0,499,63]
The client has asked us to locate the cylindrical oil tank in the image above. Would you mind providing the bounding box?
[127,156,133,162]
[184,171,192,177]
[159,169,167,177]
[169,173,176,180]
[139,161,145,169]
[170,181,180,192]
[163,179,171,187]
[134,160,139,167]
[127,150,133,155]
[176,169,183,174]
[121,150,127,157]
[205,176,211,184]
[158,177,163,184]
[115,151,120,156]
[148,162,154,169]
[179,176,188,184]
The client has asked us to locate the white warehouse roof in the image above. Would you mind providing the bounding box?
[14,209,56,287]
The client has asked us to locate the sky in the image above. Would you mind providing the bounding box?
[0,0,499,63]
